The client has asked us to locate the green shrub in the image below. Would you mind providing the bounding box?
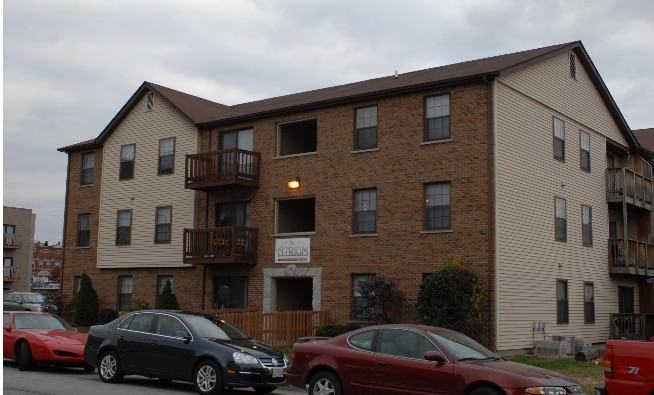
[73,272,99,326]
[315,324,362,337]
[126,297,151,312]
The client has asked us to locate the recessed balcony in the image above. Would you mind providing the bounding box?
[183,226,258,265]
[608,238,654,276]
[185,148,261,191]
[606,168,653,211]
[3,266,21,281]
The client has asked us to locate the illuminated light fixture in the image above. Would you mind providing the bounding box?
[287,177,300,189]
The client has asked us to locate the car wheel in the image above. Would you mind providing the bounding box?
[194,360,222,395]
[308,371,342,395]
[252,385,277,393]
[18,342,35,371]
[470,387,502,395]
[98,350,124,383]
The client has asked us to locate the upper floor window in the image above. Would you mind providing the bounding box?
[569,52,577,80]
[555,197,567,241]
[116,210,132,245]
[557,279,569,324]
[155,206,172,243]
[553,117,565,161]
[355,106,377,150]
[81,152,95,185]
[425,182,451,231]
[580,131,590,171]
[120,144,135,180]
[158,138,175,175]
[278,119,317,156]
[277,198,315,233]
[425,95,450,141]
[77,214,91,247]
[582,205,593,246]
[146,92,155,111]
[354,189,377,234]
[216,202,251,227]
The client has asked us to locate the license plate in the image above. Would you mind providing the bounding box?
[272,368,283,378]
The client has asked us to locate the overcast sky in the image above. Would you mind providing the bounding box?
[3,0,654,244]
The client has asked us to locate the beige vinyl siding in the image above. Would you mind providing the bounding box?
[97,94,197,268]
[494,52,638,352]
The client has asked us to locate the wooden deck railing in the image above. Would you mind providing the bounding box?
[203,309,330,347]
[608,238,654,276]
[185,148,260,190]
[606,168,653,209]
[183,226,258,265]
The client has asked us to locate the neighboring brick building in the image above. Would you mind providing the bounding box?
[58,41,654,352]
[32,241,62,291]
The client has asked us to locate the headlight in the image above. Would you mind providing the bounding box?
[233,352,259,365]
[525,387,567,395]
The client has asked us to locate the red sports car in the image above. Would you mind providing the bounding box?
[287,324,586,395]
[3,311,93,371]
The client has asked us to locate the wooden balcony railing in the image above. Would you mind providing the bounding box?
[183,226,258,265]
[185,148,260,191]
[3,266,21,281]
[608,238,654,276]
[3,233,24,248]
[606,168,653,210]
[610,313,654,341]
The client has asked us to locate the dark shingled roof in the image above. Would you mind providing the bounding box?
[633,128,654,159]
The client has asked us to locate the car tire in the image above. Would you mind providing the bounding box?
[98,350,124,383]
[252,385,277,393]
[308,371,342,395]
[469,387,502,395]
[18,342,35,371]
[194,360,222,395]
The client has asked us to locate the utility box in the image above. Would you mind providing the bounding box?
[534,340,567,358]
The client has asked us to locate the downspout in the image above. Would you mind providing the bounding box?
[201,126,213,310]
[60,153,72,299]
[487,76,500,351]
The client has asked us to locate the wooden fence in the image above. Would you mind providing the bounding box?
[203,309,330,347]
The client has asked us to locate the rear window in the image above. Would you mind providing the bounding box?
[348,330,375,351]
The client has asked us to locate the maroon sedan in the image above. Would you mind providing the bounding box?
[287,324,586,395]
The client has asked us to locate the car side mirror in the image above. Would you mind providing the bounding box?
[175,330,191,341]
[424,350,447,363]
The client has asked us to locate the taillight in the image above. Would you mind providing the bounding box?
[603,344,613,378]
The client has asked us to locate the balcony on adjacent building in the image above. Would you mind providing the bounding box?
[183,226,258,265]
[185,148,261,191]
[606,168,653,210]
[3,233,24,249]
[3,266,21,281]
[608,238,654,276]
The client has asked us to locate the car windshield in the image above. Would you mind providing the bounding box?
[428,329,499,361]
[14,314,73,330]
[184,315,250,340]
[22,294,45,303]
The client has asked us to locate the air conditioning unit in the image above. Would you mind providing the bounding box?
[534,340,567,358]
[551,335,575,355]
[575,339,592,353]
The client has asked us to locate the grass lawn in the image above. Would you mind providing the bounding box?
[509,355,604,394]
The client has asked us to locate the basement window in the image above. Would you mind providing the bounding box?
[278,119,317,156]
[277,198,315,233]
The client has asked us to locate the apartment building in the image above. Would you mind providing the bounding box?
[3,206,36,292]
[58,41,653,352]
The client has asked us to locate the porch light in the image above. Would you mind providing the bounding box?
[287,177,300,189]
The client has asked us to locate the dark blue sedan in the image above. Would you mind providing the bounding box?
[84,310,288,394]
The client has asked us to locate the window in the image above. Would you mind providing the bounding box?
[77,214,91,247]
[425,95,450,141]
[582,205,593,246]
[569,52,577,79]
[355,106,377,150]
[158,138,175,174]
[216,202,251,227]
[146,92,155,111]
[557,280,568,324]
[116,210,132,245]
[584,282,595,323]
[73,276,81,303]
[553,117,565,161]
[220,128,255,175]
[156,275,173,307]
[352,274,374,320]
[278,119,317,156]
[155,206,172,243]
[118,276,133,311]
[277,198,315,233]
[119,144,135,180]
[425,183,451,230]
[81,152,95,185]
[580,131,590,171]
[4,224,17,246]
[618,286,634,313]
[354,189,376,233]
[379,328,437,359]
[213,277,247,309]
[555,197,567,241]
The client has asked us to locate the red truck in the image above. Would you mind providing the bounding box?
[596,337,654,395]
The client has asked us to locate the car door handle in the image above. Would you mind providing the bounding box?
[375,361,387,367]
